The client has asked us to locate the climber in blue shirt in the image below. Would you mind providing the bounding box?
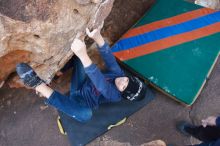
[16,23,148,122]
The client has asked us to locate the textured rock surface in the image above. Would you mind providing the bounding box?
[195,0,220,9]
[0,0,114,85]
[89,137,166,146]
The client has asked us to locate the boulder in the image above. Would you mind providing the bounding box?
[0,0,114,86]
[195,0,220,9]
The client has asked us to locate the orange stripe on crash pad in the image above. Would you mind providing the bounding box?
[114,22,220,61]
[122,8,215,39]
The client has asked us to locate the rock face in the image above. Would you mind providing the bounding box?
[0,0,114,85]
[195,0,220,9]
[90,139,166,146]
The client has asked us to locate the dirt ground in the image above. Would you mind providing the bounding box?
[1,0,220,146]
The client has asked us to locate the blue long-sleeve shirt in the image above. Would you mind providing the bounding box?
[80,42,125,109]
[45,42,125,121]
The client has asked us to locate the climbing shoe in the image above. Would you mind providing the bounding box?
[16,63,44,88]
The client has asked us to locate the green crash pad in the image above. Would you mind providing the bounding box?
[112,0,220,105]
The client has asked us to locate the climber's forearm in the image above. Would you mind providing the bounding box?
[94,34,105,48]
[35,83,54,99]
[77,53,93,68]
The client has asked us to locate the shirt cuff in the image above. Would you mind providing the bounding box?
[44,91,56,105]
[84,63,97,73]
[97,42,110,51]
[216,116,220,127]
